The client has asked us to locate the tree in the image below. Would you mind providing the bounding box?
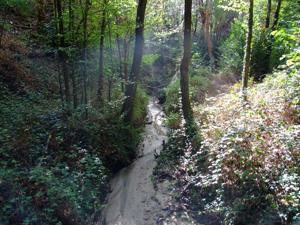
[265,0,272,29]
[198,0,215,66]
[56,0,71,108]
[82,0,90,117]
[265,0,282,73]
[180,0,193,121]
[241,0,254,100]
[122,0,147,123]
[97,0,107,104]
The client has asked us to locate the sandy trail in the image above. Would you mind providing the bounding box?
[100,101,169,225]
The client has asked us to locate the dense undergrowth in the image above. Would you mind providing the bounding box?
[155,63,300,224]
[0,32,148,224]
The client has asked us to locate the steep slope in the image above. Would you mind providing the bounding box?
[155,70,300,225]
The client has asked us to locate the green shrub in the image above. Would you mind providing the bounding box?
[218,20,245,74]
[164,79,180,115]
[190,75,212,103]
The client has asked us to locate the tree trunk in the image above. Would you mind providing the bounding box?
[204,11,214,66]
[116,35,124,91]
[266,0,282,73]
[199,0,214,67]
[271,0,282,30]
[97,0,107,104]
[56,0,71,108]
[108,22,114,102]
[122,0,147,123]
[68,0,78,109]
[180,0,193,121]
[241,0,254,99]
[123,40,129,84]
[36,0,46,32]
[82,0,90,118]
[265,0,272,29]
[70,65,78,109]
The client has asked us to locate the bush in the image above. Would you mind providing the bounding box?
[190,75,212,103]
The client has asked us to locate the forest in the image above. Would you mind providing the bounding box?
[0,0,299,224]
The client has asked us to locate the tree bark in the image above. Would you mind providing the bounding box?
[97,0,107,104]
[241,0,254,99]
[180,0,193,121]
[122,0,147,123]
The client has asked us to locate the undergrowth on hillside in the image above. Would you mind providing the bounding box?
[0,34,147,224]
[156,59,300,224]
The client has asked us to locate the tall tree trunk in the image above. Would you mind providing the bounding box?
[265,0,272,28]
[36,0,46,32]
[180,0,193,121]
[123,40,130,84]
[97,0,107,104]
[266,0,282,73]
[68,0,78,109]
[116,35,124,91]
[199,0,214,67]
[180,0,192,121]
[56,0,71,108]
[241,0,254,100]
[122,0,147,123]
[70,66,78,108]
[82,0,90,117]
[204,11,214,66]
[108,22,114,102]
[271,0,282,30]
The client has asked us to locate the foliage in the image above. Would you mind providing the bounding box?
[132,86,149,127]
[0,0,35,17]
[164,79,181,115]
[161,59,300,224]
[218,19,245,74]
[165,112,181,129]
[153,126,188,183]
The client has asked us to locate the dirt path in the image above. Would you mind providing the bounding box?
[100,101,170,225]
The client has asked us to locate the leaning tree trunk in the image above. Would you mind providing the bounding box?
[97,0,107,104]
[122,0,147,123]
[180,0,193,121]
[241,0,254,100]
